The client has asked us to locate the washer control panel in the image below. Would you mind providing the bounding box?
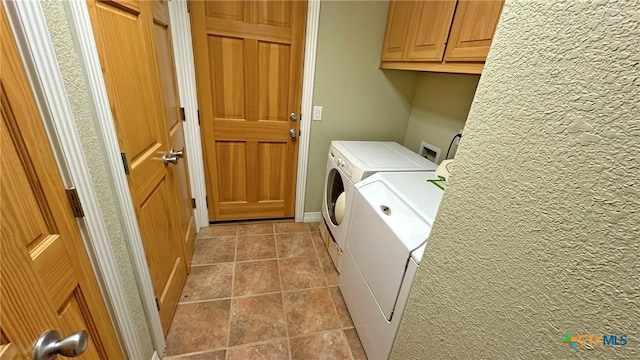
[329,148,354,179]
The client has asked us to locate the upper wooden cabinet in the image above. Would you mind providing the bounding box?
[380,0,504,74]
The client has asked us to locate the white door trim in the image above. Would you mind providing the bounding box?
[167,0,208,229]
[62,0,166,353]
[3,1,151,358]
[295,0,321,222]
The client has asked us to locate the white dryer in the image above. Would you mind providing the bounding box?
[321,141,437,272]
[339,171,444,360]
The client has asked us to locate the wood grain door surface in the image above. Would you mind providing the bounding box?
[150,0,197,270]
[191,0,307,221]
[444,0,505,62]
[87,0,191,334]
[0,8,122,359]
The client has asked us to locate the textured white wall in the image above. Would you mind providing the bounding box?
[391,0,640,359]
[41,1,155,357]
[304,0,418,212]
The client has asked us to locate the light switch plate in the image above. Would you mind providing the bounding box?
[312,106,323,121]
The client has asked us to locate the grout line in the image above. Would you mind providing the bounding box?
[224,230,238,356]
[273,223,293,360]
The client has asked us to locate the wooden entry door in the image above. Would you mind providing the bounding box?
[0,9,122,359]
[87,0,191,333]
[191,1,307,221]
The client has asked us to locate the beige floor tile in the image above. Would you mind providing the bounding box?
[279,256,326,291]
[274,222,310,233]
[310,232,325,251]
[276,233,316,258]
[283,288,339,337]
[237,223,275,236]
[329,287,353,328]
[317,250,339,286]
[199,225,237,238]
[229,293,287,346]
[236,234,277,261]
[192,237,236,265]
[180,264,233,302]
[307,222,321,232]
[234,260,281,296]
[344,329,367,360]
[227,340,290,360]
[165,300,230,356]
[289,330,351,360]
[164,349,226,360]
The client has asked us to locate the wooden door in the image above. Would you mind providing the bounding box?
[150,0,197,269]
[443,0,505,62]
[0,8,122,358]
[87,0,187,334]
[380,0,416,61]
[405,0,457,61]
[191,0,307,221]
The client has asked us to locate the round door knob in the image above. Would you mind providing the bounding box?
[289,129,297,138]
[170,148,184,158]
[33,330,89,360]
[163,153,178,165]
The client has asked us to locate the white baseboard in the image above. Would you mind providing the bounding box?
[152,351,161,360]
[303,212,322,222]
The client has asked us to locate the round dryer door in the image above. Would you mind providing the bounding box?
[326,168,345,225]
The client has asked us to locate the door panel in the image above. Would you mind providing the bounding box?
[87,0,187,334]
[380,0,416,61]
[209,36,246,119]
[258,143,286,201]
[150,0,196,269]
[0,8,122,358]
[406,0,457,61]
[191,0,306,221]
[444,0,505,62]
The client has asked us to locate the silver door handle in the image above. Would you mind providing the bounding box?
[170,148,184,158]
[289,112,298,121]
[33,330,88,360]
[163,153,178,165]
[289,129,297,138]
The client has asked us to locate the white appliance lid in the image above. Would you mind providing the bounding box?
[332,141,438,171]
[355,171,444,262]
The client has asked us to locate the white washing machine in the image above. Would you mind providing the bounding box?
[321,141,438,272]
[339,171,444,360]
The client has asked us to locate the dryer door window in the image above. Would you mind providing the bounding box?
[326,168,345,226]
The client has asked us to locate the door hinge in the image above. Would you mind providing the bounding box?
[186,0,190,13]
[197,109,200,125]
[180,107,186,122]
[121,152,130,175]
[155,297,160,310]
[205,196,209,208]
[191,198,196,209]
[65,188,85,218]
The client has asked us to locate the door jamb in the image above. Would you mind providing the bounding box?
[295,0,321,222]
[3,1,152,358]
[167,0,208,229]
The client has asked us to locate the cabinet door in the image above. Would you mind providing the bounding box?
[444,0,504,62]
[380,0,417,61]
[405,0,457,61]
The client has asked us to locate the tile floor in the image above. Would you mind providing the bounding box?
[163,221,367,360]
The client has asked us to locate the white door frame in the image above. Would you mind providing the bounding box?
[7,0,321,357]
